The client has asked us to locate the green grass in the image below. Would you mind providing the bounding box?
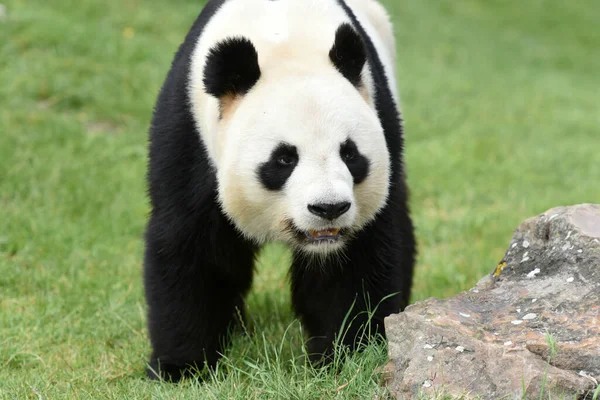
[1,0,599,398]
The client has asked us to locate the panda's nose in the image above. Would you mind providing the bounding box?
[307,202,351,220]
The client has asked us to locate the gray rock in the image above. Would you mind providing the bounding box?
[385,204,600,399]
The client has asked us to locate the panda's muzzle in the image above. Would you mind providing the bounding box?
[296,202,350,243]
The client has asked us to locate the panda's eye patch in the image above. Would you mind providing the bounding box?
[258,143,299,191]
[340,139,370,184]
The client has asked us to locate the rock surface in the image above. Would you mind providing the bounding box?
[385,204,600,399]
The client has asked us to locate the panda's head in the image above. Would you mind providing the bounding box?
[199,24,390,255]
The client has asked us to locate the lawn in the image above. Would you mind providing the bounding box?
[1,0,599,398]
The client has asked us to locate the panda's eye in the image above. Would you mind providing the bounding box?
[340,140,358,162]
[342,150,356,162]
[277,154,297,167]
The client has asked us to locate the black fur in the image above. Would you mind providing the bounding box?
[143,0,257,381]
[143,0,415,382]
[329,23,367,87]
[203,37,261,99]
[257,143,299,191]
[340,138,370,184]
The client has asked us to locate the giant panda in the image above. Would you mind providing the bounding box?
[143,0,416,382]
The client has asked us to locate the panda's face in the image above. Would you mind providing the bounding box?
[194,23,391,255]
[216,74,390,255]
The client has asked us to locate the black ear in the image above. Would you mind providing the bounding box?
[329,23,367,87]
[203,37,261,99]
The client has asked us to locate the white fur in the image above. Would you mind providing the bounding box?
[188,0,398,253]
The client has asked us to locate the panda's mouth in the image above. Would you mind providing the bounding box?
[305,228,341,242]
[293,227,344,244]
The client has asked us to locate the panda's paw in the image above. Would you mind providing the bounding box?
[146,358,203,383]
[306,338,337,367]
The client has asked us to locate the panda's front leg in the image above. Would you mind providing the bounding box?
[290,262,368,364]
[143,214,256,382]
[290,212,415,365]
